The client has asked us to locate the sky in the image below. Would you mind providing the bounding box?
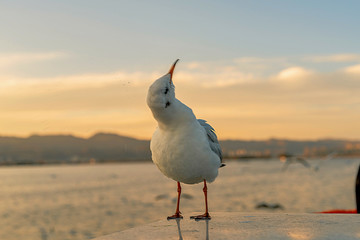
[1,0,360,140]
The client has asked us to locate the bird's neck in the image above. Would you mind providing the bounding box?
[151,99,196,131]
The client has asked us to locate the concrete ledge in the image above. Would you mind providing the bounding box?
[93,212,360,240]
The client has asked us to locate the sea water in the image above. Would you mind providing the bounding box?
[0,158,359,240]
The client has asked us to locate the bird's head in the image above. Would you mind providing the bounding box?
[147,59,179,110]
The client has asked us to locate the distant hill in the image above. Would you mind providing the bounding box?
[0,133,151,165]
[221,138,360,158]
[0,133,359,165]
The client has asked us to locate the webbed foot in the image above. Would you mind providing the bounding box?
[190,213,211,220]
[167,212,183,220]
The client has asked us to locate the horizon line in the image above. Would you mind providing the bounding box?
[1,131,359,142]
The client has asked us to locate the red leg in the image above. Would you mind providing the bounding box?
[190,180,211,220]
[167,182,183,219]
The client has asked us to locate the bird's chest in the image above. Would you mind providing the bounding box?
[152,129,204,158]
[150,127,209,176]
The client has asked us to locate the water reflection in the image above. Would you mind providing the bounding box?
[170,218,210,240]
[175,218,183,240]
[204,219,209,240]
[288,231,311,240]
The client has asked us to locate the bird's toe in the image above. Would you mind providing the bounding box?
[190,213,211,220]
[167,213,183,220]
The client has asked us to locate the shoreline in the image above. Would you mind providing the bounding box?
[1,156,359,168]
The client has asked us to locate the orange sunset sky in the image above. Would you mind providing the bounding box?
[1,1,360,140]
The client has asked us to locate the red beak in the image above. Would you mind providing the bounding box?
[168,59,179,84]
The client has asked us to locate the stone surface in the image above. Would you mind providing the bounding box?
[93,212,360,240]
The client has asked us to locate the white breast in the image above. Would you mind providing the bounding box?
[150,121,221,184]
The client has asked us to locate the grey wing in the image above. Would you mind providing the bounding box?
[197,119,224,166]
[296,157,311,168]
[281,158,291,172]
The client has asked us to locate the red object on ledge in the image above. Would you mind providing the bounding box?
[317,209,357,214]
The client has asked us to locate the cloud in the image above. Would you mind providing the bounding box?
[234,57,288,64]
[1,57,360,139]
[174,60,256,87]
[0,70,158,138]
[176,70,254,88]
[3,53,353,93]
[0,51,69,68]
[344,64,360,75]
[0,71,160,96]
[306,54,360,63]
[274,66,312,83]
[182,58,288,86]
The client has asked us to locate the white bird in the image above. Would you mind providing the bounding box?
[279,152,337,172]
[147,59,224,220]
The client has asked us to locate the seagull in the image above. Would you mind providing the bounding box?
[279,153,314,171]
[147,59,224,220]
[312,151,337,171]
[280,152,337,172]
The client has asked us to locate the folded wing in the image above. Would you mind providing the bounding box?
[197,119,224,167]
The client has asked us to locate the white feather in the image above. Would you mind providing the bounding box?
[147,72,222,184]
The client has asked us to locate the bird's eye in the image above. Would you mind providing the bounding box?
[164,87,169,94]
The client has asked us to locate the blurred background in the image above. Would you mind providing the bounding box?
[1,1,360,239]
